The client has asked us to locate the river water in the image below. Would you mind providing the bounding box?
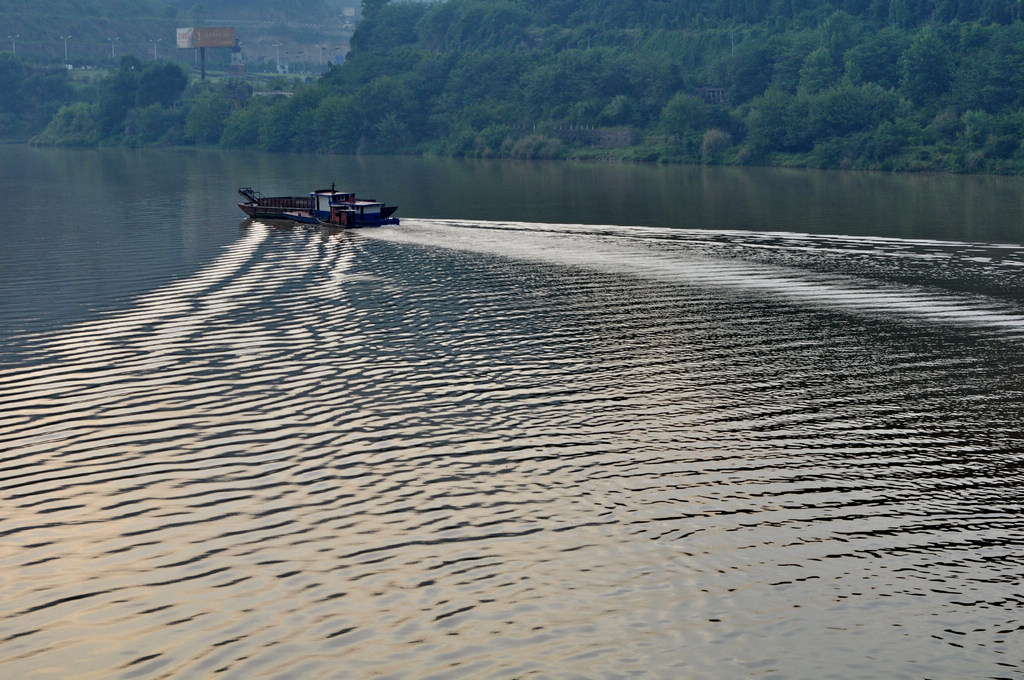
[1,146,1023,679]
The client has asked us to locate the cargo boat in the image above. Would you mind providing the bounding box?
[238,185,399,227]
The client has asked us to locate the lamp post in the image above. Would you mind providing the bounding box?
[149,38,162,59]
[273,42,283,73]
[7,35,18,56]
[107,36,118,59]
[60,35,72,63]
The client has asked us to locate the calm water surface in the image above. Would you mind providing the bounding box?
[1,146,1023,679]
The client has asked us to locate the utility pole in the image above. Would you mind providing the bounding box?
[273,42,283,73]
[7,35,18,56]
[60,35,72,63]
[149,38,162,59]
[107,36,118,59]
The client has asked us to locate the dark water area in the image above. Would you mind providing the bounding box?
[1,146,1023,678]
[5,146,1024,346]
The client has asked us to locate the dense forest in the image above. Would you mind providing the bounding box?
[15,0,1024,172]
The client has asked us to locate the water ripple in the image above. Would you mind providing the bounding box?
[1,219,1022,679]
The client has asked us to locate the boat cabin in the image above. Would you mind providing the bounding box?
[310,187,387,225]
[311,189,351,219]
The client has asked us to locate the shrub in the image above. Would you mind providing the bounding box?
[700,128,732,162]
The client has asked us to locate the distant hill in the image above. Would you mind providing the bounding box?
[311,0,1024,171]
[19,0,1024,174]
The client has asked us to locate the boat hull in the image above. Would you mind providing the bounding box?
[238,202,319,223]
[317,216,401,228]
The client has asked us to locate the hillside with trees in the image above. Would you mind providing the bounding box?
[17,0,1024,173]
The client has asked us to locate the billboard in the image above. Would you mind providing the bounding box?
[176,28,194,48]
[177,27,235,48]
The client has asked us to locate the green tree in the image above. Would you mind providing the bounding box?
[770,31,821,93]
[799,47,840,93]
[97,56,143,138]
[137,62,188,108]
[889,0,931,27]
[746,87,814,155]
[952,23,1024,113]
[256,99,296,151]
[900,28,952,106]
[374,111,410,151]
[185,92,229,144]
[221,106,261,148]
[727,40,774,104]
[809,81,898,138]
[599,94,636,125]
[822,11,859,61]
[0,53,25,115]
[659,93,709,134]
[313,95,362,152]
[843,27,907,88]
[130,103,185,145]
[33,102,100,146]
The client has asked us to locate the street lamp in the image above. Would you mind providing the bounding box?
[273,42,283,73]
[60,35,72,63]
[107,36,118,59]
[149,38,162,59]
[7,35,18,56]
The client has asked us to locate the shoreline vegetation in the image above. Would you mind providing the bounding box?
[10,1,1024,174]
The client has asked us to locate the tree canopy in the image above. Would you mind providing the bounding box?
[22,0,1024,173]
